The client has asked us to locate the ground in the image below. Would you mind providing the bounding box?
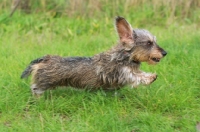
[0,13,200,131]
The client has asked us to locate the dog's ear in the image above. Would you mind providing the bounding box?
[115,16,136,50]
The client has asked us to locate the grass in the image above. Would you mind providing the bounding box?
[0,11,200,131]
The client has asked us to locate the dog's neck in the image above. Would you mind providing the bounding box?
[94,49,141,67]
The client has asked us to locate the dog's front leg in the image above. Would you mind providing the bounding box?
[140,72,157,85]
[131,72,157,87]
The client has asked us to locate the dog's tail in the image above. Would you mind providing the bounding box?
[21,57,44,79]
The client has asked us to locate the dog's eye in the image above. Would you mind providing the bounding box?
[147,41,152,45]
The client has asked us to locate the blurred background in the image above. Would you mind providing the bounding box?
[1,0,200,26]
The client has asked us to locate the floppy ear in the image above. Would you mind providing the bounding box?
[115,16,135,50]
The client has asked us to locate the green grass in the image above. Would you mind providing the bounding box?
[0,12,200,132]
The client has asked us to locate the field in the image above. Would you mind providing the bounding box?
[0,1,200,131]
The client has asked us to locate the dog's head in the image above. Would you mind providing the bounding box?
[115,16,167,64]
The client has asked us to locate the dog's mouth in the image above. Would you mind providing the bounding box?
[151,57,161,62]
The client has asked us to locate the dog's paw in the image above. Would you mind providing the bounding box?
[150,73,157,83]
[141,73,157,85]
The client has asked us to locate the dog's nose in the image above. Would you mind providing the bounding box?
[162,50,167,56]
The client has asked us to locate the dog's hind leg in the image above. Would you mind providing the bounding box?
[31,84,45,97]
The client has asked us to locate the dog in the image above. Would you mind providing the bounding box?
[21,16,167,96]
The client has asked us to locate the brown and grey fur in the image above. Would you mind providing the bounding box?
[21,16,167,96]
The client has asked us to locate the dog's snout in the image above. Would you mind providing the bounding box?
[162,50,167,56]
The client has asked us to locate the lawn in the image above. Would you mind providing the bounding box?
[0,11,200,131]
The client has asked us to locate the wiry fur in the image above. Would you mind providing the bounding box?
[21,16,167,96]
